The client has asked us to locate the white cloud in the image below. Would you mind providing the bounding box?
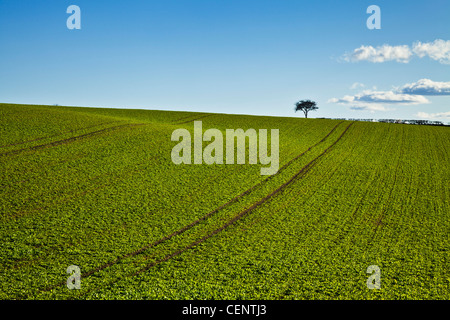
[416,111,450,119]
[331,78,450,114]
[329,90,429,105]
[350,82,365,90]
[349,104,391,112]
[342,44,413,63]
[413,39,450,65]
[341,39,450,64]
[401,79,450,95]
[327,96,390,112]
[329,90,430,113]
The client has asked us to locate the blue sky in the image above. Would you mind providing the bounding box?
[1,0,449,121]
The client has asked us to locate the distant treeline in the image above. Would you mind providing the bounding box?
[317,118,449,126]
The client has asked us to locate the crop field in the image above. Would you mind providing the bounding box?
[0,102,449,299]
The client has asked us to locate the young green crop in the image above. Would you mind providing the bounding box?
[0,103,449,300]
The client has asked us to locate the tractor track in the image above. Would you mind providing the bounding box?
[129,122,354,275]
[171,113,208,122]
[123,122,355,283]
[367,124,405,245]
[0,123,147,157]
[42,121,352,294]
[173,114,213,125]
[0,121,121,149]
[8,143,249,273]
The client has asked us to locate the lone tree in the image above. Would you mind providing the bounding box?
[295,100,318,118]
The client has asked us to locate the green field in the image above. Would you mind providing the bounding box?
[0,103,449,299]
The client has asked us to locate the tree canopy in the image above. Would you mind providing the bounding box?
[295,100,318,118]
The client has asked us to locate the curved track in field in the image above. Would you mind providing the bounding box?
[0,121,121,149]
[42,121,353,294]
[172,113,213,125]
[130,122,354,276]
[0,123,147,157]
